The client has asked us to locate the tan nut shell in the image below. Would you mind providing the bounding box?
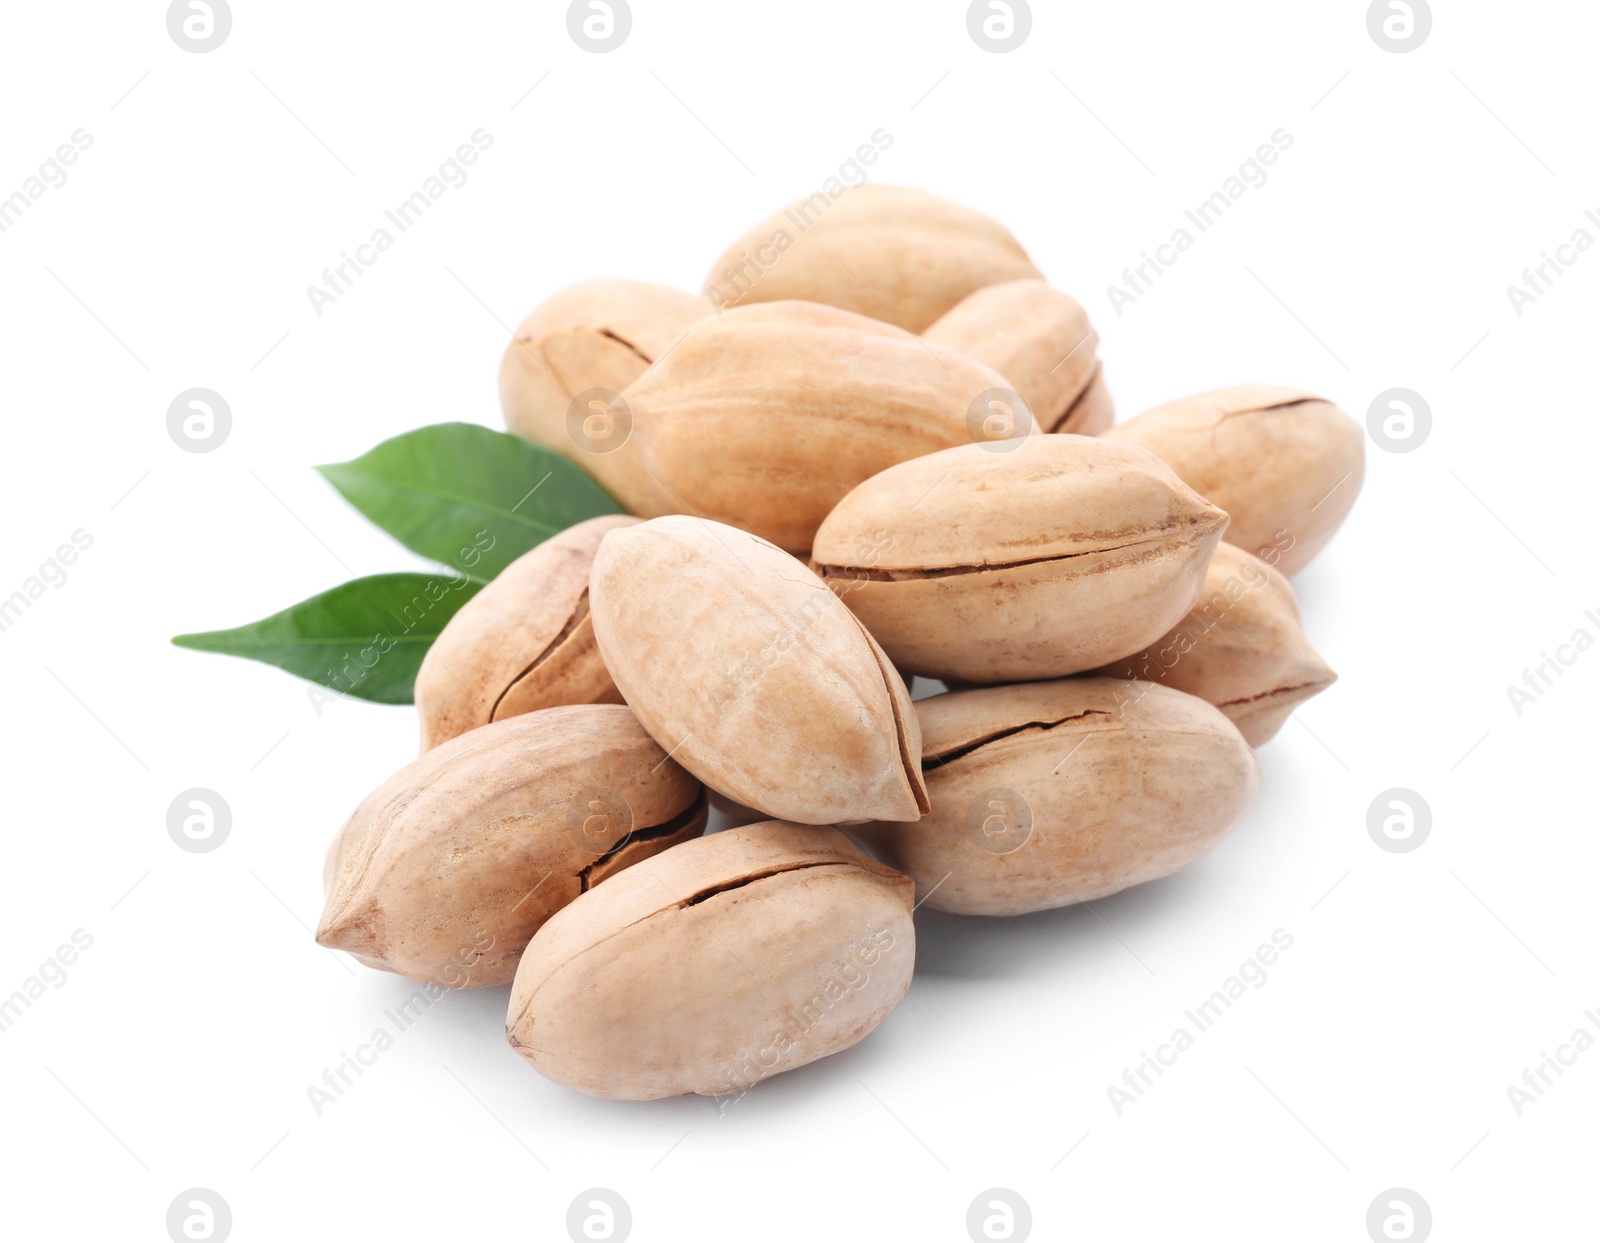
[597,300,1024,552]
[810,435,1229,682]
[507,821,915,1100]
[1102,386,1364,574]
[703,185,1043,333]
[858,679,1260,916]
[589,516,929,824]
[414,515,640,751]
[1091,543,1337,746]
[924,280,1113,435]
[316,706,707,987]
[499,280,707,459]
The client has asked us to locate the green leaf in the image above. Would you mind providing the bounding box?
[316,422,621,581]
[171,573,483,705]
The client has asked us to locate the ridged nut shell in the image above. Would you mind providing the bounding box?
[1102,386,1364,574]
[600,300,1026,553]
[703,184,1042,333]
[810,435,1229,682]
[589,516,929,824]
[499,280,707,459]
[316,706,707,987]
[1091,542,1337,745]
[924,280,1113,435]
[858,679,1260,916]
[415,515,640,750]
[506,821,915,1100]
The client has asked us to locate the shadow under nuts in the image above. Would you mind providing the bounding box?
[1091,542,1337,746]
[703,184,1042,333]
[1102,386,1364,575]
[415,515,639,751]
[811,435,1229,682]
[506,821,915,1100]
[590,300,1021,553]
[589,516,929,824]
[857,679,1260,916]
[499,279,707,461]
[316,705,707,987]
[923,279,1113,435]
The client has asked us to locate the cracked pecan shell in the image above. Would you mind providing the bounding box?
[316,705,706,987]
[1101,385,1364,574]
[499,280,708,461]
[857,679,1259,916]
[923,279,1113,435]
[810,434,1228,682]
[1090,542,1337,745]
[506,821,915,1100]
[415,515,639,751]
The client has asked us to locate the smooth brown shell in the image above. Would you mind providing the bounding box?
[589,516,929,824]
[506,822,915,1100]
[499,280,707,460]
[703,185,1042,333]
[858,679,1260,916]
[1101,386,1364,574]
[590,301,1023,553]
[414,515,639,751]
[810,435,1228,682]
[1090,542,1337,745]
[924,280,1113,435]
[316,706,706,987]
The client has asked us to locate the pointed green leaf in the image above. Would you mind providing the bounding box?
[171,573,482,704]
[316,422,621,580]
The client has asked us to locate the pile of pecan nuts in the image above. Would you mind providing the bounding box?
[318,186,1361,1101]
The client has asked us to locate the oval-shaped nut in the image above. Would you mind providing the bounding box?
[415,515,640,751]
[858,679,1260,916]
[589,516,929,824]
[811,435,1229,682]
[703,185,1043,333]
[599,301,1026,552]
[506,821,915,1100]
[1090,543,1337,746]
[924,280,1113,435]
[499,280,707,458]
[316,705,707,987]
[1102,386,1364,574]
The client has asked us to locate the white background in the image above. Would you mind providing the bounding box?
[1,1,1595,1239]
